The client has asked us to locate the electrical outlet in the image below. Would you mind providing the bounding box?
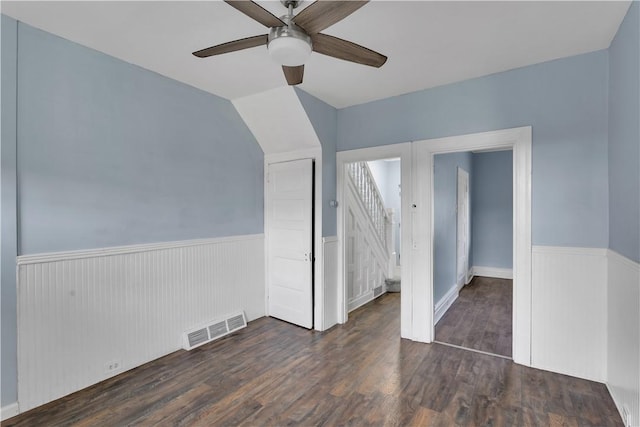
[105,359,121,374]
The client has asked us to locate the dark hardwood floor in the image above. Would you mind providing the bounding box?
[4,293,621,426]
[436,276,513,358]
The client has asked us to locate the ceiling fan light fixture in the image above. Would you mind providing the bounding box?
[268,25,312,66]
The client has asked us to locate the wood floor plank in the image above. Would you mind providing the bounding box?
[436,276,513,357]
[2,293,622,427]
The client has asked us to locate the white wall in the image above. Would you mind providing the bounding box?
[322,237,339,328]
[366,159,401,210]
[367,159,401,267]
[607,250,640,427]
[531,246,607,382]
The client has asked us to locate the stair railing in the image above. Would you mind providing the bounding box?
[346,162,390,251]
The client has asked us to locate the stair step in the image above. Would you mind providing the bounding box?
[385,278,401,293]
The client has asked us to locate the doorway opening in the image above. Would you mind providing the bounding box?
[266,158,315,329]
[336,142,412,332]
[413,126,532,365]
[432,149,514,359]
[336,127,531,362]
[344,158,401,313]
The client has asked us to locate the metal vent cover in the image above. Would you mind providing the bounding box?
[227,314,247,331]
[208,321,229,339]
[373,285,383,297]
[183,311,247,351]
[187,328,209,348]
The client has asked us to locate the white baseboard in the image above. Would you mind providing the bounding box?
[434,284,459,325]
[1,402,20,421]
[348,290,374,312]
[471,266,513,280]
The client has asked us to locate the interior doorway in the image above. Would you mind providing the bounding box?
[336,127,531,366]
[413,126,532,366]
[336,142,412,336]
[266,158,315,329]
[344,158,401,312]
[432,150,514,359]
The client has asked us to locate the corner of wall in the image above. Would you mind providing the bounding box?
[1,13,19,409]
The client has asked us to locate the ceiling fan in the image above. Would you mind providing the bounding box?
[192,0,387,85]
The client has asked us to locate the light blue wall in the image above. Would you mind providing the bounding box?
[295,88,337,237]
[471,151,513,269]
[1,15,19,407]
[608,2,640,263]
[17,22,263,254]
[434,152,472,303]
[337,51,610,249]
[1,17,264,407]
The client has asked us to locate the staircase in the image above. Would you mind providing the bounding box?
[345,162,395,311]
[385,278,401,293]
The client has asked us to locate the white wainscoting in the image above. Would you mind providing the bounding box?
[531,246,607,382]
[470,266,513,280]
[322,236,339,330]
[607,249,640,427]
[16,234,265,413]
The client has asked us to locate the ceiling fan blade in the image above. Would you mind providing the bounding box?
[192,35,268,58]
[312,33,387,68]
[293,1,368,34]
[283,65,304,85]
[224,1,285,28]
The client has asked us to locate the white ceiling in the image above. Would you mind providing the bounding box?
[1,1,631,108]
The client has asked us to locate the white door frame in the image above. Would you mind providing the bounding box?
[265,148,325,331]
[414,126,532,365]
[336,142,413,338]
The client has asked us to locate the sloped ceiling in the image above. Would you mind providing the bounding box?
[233,87,320,154]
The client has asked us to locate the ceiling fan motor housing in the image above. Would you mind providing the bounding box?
[280,0,301,8]
[268,19,312,66]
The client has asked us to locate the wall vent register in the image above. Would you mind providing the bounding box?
[183,312,247,350]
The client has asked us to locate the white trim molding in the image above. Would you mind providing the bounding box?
[415,126,532,365]
[434,284,460,325]
[1,403,20,421]
[322,236,339,330]
[607,248,640,272]
[471,266,513,280]
[16,234,263,265]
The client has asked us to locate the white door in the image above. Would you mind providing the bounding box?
[267,159,313,328]
[456,168,470,286]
